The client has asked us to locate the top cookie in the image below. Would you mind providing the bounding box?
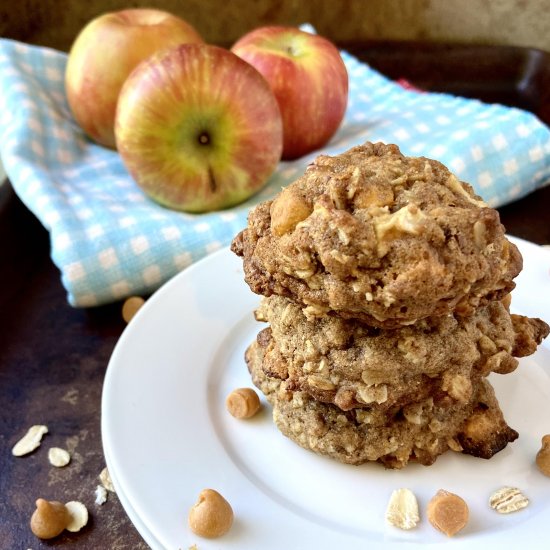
[232,142,522,327]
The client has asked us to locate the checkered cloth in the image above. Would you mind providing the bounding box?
[0,37,549,307]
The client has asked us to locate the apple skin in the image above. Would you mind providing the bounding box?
[115,43,283,213]
[231,26,348,160]
[65,8,203,149]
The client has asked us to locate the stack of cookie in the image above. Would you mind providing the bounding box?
[232,142,549,469]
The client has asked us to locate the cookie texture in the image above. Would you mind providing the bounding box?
[256,296,549,411]
[246,339,518,469]
[232,142,522,327]
[232,141,549,470]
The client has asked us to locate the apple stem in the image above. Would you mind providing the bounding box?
[208,166,217,193]
[198,132,210,145]
[286,45,297,57]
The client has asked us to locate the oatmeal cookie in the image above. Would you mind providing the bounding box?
[232,142,522,327]
[246,339,518,469]
[255,296,548,411]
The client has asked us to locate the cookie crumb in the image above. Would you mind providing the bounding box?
[95,485,108,505]
[99,467,116,492]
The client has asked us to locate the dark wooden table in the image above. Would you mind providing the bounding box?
[1,42,549,549]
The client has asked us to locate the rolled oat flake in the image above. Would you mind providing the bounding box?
[489,486,529,514]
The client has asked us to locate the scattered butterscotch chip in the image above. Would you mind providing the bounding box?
[99,467,116,493]
[188,489,233,538]
[48,447,71,468]
[30,498,69,540]
[226,387,261,419]
[95,485,108,505]
[536,434,550,477]
[489,487,529,514]
[65,501,89,532]
[427,489,468,537]
[122,296,145,323]
[12,425,49,457]
[385,488,420,530]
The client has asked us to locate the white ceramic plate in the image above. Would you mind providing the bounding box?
[102,236,550,549]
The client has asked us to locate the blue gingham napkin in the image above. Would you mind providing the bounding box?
[0,37,549,307]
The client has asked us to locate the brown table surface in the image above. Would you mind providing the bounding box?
[1,42,550,549]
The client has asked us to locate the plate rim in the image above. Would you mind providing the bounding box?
[101,235,550,549]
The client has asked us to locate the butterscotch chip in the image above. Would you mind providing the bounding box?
[226,388,261,419]
[536,434,550,477]
[30,499,88,539]
[427,490,469,537]
[231,142,522,327]
[30,499,69,540]
[122,296,145,323]
[188,489,233,538]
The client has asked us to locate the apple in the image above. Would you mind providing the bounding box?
[231,26,348,160]
[65,8,203,149]
[115,44,283,213]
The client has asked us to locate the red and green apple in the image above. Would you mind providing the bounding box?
[65,8,204,149]
[232,26,348,160]
[115,43,283,213]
